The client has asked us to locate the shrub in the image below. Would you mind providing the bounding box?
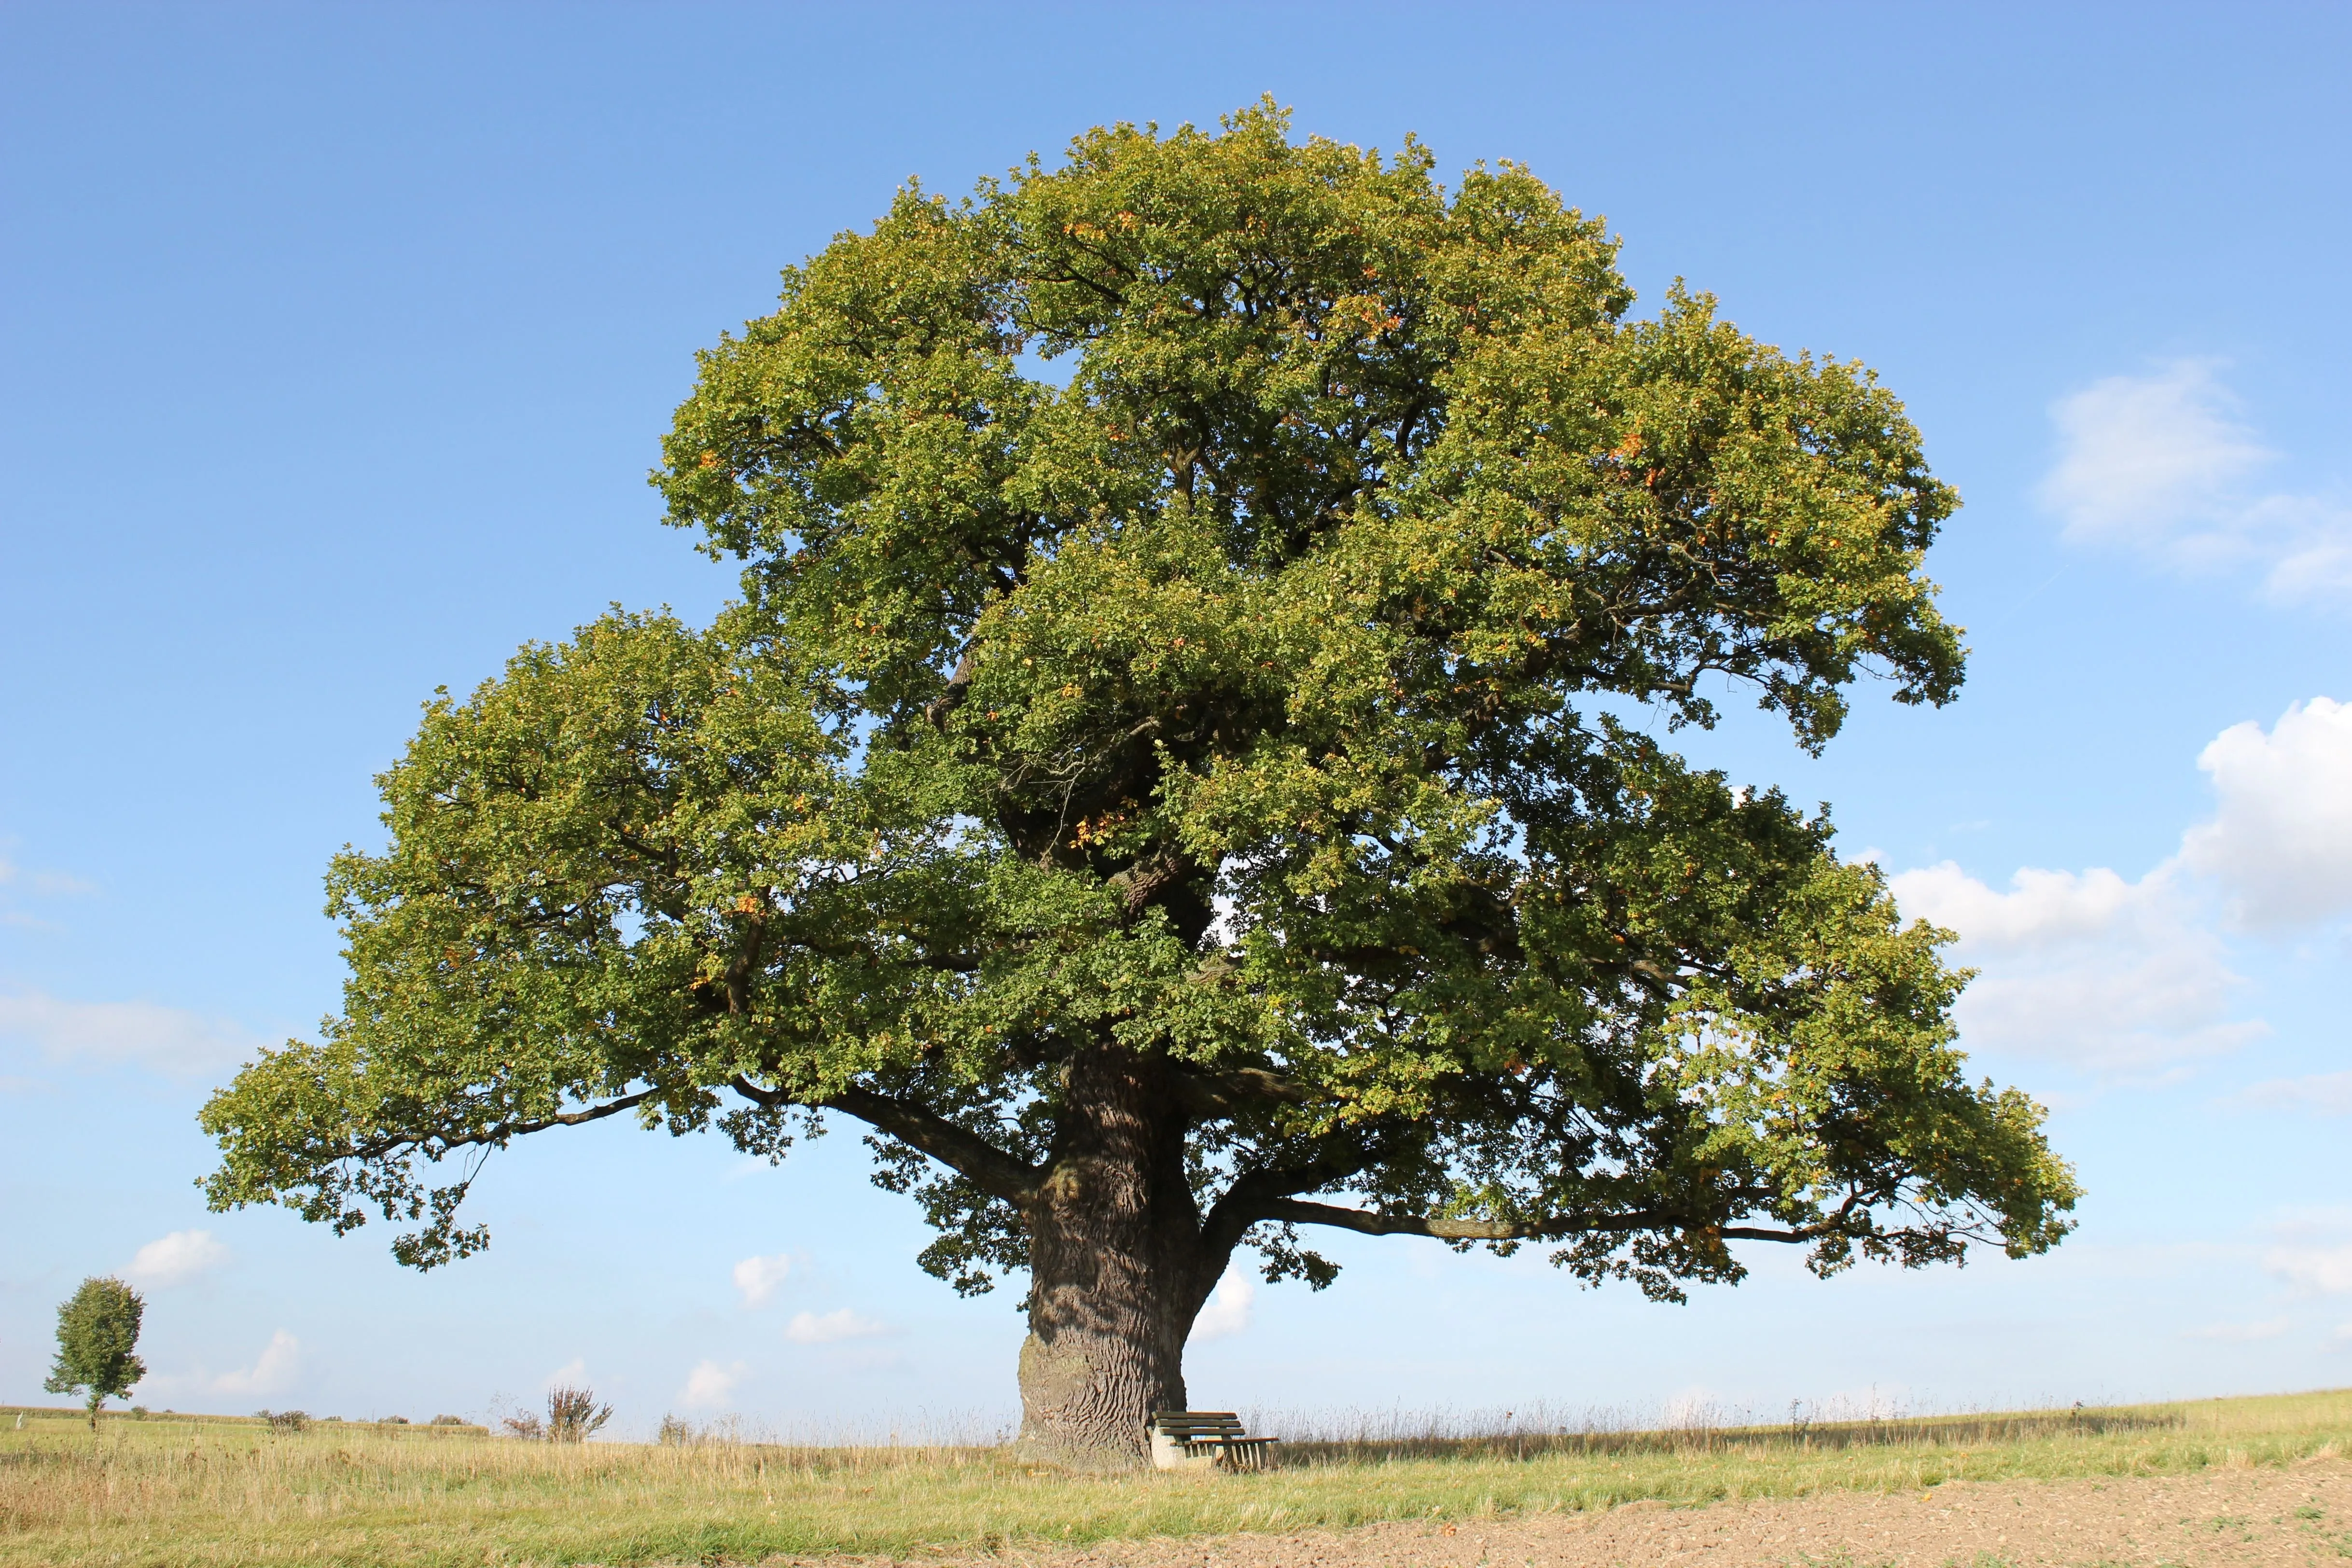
[256,1410,310,1433]
[545,1385,612,1443]
[429,1414,467,1426]
[656,1413,695,1446]
[501,1412,543,1440]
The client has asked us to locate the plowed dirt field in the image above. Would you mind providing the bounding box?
[806,1457,2352,1567]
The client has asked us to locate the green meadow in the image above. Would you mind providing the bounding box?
[1,1388,2346,1567]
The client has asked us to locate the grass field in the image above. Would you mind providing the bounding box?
[0,1389,2346,1567]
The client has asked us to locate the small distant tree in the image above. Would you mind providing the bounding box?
[44,1277,146,1429]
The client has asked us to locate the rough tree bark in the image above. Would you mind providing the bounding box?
[1014,1043,1228,1468]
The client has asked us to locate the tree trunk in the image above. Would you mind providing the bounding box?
[1015,1044,1225,1470]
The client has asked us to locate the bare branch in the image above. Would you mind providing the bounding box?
[355,1089,658,1163]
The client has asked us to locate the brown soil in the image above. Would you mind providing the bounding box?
[812,1457,2352,1567]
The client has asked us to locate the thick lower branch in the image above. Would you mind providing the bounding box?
[1167,1064,1315,1122]
[1198,1130,1393,1260]
[731,1077,1043,1205]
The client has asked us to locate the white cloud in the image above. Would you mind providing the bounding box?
[2180,697,2352,927]
[2236,1071,2352,1116]
[1893,861,2142,946]
[1189,1268,1255,1341]
[679,1359,747,1407]
[1888,860,2259,1073]
[213,1331,301,1396]
[2040,361,2352,601]
[0,990,264,1078]
[2267,1245,2352,1296]
[2041,361,2272,544]
[1886,696,2352,1078]
[732,1252,792,1307]
[2183,1318,2290,1343]
[783,1308,885,1345]
[543,1358,588,1389]
[127,1229,230,1287]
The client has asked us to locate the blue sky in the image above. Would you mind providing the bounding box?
[3,1,2348,1435]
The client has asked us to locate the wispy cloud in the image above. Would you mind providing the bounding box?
[679,1359,747,1406]
[784,1308,884,1345]
[732,1252,792,1307]
[2040,360,2352,602]
[2235,1071,2352,1116]
[1887,860,2259,1075]
[0,851,97,931]
[2267,1245,2352,1296]
[2042,361,2272,541]
[0,854,99,898]
[2183,1318,2290,1343]
[213,1331,301,1396]
[0,990,265,1079]
[127,1229,230,1287]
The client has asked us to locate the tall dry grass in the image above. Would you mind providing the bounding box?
[0,1388,2347,1568]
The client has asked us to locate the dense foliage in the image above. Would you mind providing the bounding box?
[46,1277,145,1427]
[202,107,2076,1442]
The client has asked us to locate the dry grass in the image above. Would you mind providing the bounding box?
[0,1388,2347,1567]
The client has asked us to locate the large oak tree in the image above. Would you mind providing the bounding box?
[202,105,2078,1467]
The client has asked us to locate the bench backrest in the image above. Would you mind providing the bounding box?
[1150,1410,1250,1438]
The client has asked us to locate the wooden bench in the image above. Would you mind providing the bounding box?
[1148,1410,1279,1471]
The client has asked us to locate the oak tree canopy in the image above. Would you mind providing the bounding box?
[202,104,2079,1467]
